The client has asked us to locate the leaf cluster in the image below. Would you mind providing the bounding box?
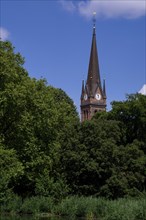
[0,41,146,202]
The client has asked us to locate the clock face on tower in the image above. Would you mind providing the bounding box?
[84,94,87,100]
[95,93,101,100]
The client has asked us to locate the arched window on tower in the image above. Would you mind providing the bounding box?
[84,110,86,120]
[86,110,88,119]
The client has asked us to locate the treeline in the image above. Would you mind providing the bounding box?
[0,41,146,205]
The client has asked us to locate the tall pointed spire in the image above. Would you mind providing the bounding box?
[80,14,107,122]
[86,18,101,97]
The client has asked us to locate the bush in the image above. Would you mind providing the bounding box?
[1,195,146,219]
[55,196,107,218]
[55,196,78,217]
[104,198,146,220]
[54,196,146,220]
[1,194,22,213]
[20,196,54,214]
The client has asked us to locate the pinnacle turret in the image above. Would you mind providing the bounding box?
[103,79,106,98]
[81,80,85,99]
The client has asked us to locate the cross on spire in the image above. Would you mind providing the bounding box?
[93,12,96,28]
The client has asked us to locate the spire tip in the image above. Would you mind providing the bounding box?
[93,11,96,28]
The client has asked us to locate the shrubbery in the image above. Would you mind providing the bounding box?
[1,195,146,219]
[0,40,146,213]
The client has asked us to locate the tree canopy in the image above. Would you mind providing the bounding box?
[0,40,146,201]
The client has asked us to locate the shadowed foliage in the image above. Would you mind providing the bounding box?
[0,41,146,205]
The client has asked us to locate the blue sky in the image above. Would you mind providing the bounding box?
[1,0,146,113]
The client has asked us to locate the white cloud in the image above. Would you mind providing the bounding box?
[0,27,10,41]
[60,0,146,19]
[59,0,76,13]
[78,0,146,19]
[78,0,146,18]
[139,84,146,95]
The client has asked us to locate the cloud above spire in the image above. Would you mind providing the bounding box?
[60,0,146,19]
[59,0,76,13]
[0,27,10,41]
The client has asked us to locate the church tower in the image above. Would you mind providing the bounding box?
[80,22,107,122]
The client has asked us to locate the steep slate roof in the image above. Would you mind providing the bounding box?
[86,25,101,97]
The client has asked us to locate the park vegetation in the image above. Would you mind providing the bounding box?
[0,41,146,219]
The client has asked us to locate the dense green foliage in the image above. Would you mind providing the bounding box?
[1,195,146,220]
[0,41,79,201]
[0,40,146,207]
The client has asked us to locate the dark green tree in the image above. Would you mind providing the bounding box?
[109,94,146,144]
[1,40,145,200]
[0,41,79,199]
[70,98,146,198]
[0,139,24,203]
